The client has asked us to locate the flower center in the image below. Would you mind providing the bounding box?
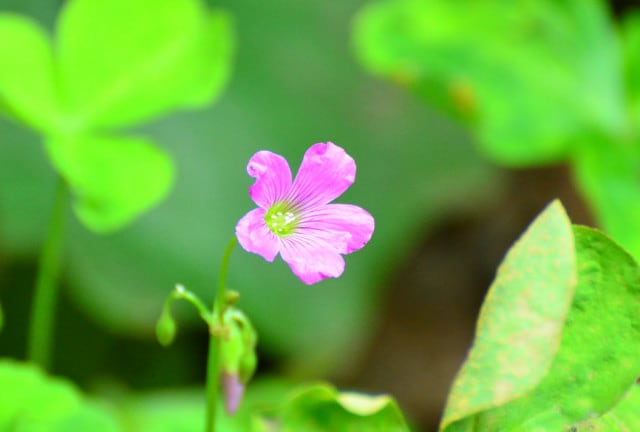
[265,202,298,236]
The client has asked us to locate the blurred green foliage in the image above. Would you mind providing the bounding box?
[119,378,292,432]
[123,381,411,432]
[0,0,233,232]
[0,361,410,432]
[255,383,411,432]
[440,202,640,431]
[0,359,120,431]
[354,0,640,266]
[0,0,499,373]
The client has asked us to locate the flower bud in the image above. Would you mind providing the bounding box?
[156,307,177,347]
[219,307,258,414]
[225,290,240,306]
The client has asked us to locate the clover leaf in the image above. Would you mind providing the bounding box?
[0,0,233,232]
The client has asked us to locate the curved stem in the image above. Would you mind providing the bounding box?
[27,178,68,370]
[205,237,237,432]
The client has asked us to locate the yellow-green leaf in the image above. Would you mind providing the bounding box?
[440,200,577,430]
[56,0,234,130]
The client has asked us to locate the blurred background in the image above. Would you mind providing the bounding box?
[0,0,636,431]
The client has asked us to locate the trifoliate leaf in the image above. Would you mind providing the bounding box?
[56,0,233,130]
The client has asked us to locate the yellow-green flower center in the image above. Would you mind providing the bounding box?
[265,202,298,237]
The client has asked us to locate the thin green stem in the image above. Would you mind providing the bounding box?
[205,331,222,432]
[172,284,212,323]
[205,237,237,432]
[27,178,68,370]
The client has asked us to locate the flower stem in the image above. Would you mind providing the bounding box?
[205,237,237,432]
[27,178,68,370]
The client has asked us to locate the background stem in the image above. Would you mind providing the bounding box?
[205,237,237,432]
[27,178,68,370]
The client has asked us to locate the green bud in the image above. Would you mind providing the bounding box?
[156,307,177,347]
[239,345,258,384]
[225,290,240,307]
[156,283,214,347]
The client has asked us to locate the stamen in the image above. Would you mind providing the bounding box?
[265,202,298,237]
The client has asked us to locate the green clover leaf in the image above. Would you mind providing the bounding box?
[0,0,233,232]
[56,0,233,130]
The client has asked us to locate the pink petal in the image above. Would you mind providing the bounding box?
[222,372,245,415]
[288,142,356,208]
[236,208,280,262]
[247,150,292,208]
[299,204,375,254]
[279,234,346,285]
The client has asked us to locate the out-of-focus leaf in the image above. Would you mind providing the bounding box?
[440,201,576,429]
[353,0,625,166]
[0,0,233,233]
[255,383,410,432]
[0,119,55,255]
[0,359,120,431]
[441,205,640,431]
[623,12,640,129]
[46,134,173,232]
[0,13,58,132]
[570,384,640,431]
[572,141,640,263]
[56,0,233,130]
[120,378,292,432]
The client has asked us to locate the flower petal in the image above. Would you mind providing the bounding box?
[289,142,356,208]
[299,204,375,254]
[222,372,245,415]
[236,208,280,262]
[247,150,292,208]
[279,234,346,285]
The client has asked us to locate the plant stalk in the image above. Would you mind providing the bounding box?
[27,177,68,370]
[205,237,237,432]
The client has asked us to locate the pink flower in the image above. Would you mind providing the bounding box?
[236,142,375,285]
